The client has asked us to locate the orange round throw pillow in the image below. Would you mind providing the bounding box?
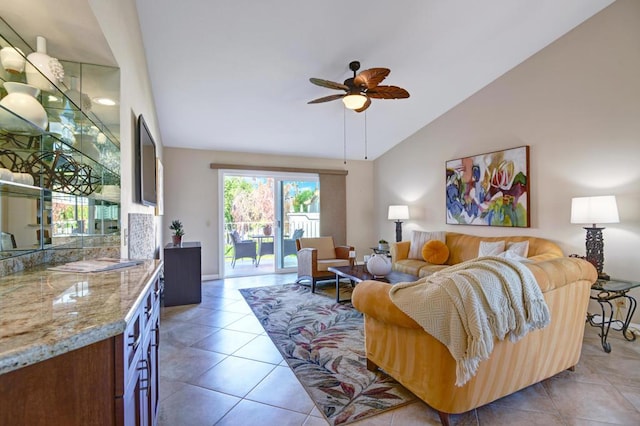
[422,240,449,265]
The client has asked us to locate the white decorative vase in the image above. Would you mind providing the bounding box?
[25,36,64,93]
[0,46,26,74]
[366,253,392,277]
[73,133,100,161]
[0,82,48,132]
[65,76,92,111]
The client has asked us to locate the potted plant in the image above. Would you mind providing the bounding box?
[378,239,389,251]
[169,220,184,246]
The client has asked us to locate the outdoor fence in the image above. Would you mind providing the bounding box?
[224,213,319,244]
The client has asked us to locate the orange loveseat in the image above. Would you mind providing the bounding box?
[391,232,564,277]
[352,233,597,425]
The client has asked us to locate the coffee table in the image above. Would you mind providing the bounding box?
[327,264,418,303]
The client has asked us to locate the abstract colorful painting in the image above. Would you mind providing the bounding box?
[446,146,530,227]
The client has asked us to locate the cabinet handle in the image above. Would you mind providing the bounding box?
[128,333,140,352]
[138,359,150,392]
[151,326,160,348]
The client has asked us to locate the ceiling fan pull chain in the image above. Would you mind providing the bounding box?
[364,111,368,160]
[343,106,347,165]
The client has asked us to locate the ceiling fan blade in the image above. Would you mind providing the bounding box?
[354,97,372,113]
[367,85,410,99]
[354,68,390,89]
[309,78,348,91]
[307,94,345,104]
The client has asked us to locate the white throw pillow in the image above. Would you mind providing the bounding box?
[506,241,530,258]
[409,231,445,260]
[497,250,533,263]
[478,240,505,257]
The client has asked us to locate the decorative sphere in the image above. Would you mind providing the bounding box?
[366,254,392,277]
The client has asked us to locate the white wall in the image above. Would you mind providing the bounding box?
[162,148,374,277]
[89,0,163,256]
[375,0,640,320]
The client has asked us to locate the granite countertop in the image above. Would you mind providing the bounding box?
[0,259,163,375]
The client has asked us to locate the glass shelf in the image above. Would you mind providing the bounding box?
[0,178,40,197]
[0,104,45,136]
[0,16,122,259]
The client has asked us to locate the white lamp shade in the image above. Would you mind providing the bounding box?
[570,195,619,225]
[388,205,410,221]
[342,94,367,110]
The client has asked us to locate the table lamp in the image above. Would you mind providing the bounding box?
[570,195,619,280]
[388,205,409,242]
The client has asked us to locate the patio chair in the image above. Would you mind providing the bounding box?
[256,236,274,266]
[295,236,353,293]
[230,230,256,268]
[283,228,304,258]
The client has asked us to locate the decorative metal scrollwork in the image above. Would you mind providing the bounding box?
[23,151,99,195]
[0,148,24,173]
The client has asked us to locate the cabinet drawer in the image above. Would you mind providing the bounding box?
[115,298,145,397]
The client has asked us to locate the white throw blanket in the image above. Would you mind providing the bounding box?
[389,256,550,386]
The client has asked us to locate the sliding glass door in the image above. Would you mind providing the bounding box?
[222,171,319,277]
[277,179,320,270]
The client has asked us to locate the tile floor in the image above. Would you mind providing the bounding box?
[158,274,640,425]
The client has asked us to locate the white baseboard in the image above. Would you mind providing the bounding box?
[202,274,219,281]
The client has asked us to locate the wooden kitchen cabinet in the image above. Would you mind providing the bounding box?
[0,269,161,426]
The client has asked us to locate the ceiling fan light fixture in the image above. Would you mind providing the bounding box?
[342,93,367,110]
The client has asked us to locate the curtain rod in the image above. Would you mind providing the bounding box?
[209,163,348,175]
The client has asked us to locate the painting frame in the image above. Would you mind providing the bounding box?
[445,145,530,227]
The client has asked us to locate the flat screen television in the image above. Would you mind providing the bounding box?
[136,114,157,207]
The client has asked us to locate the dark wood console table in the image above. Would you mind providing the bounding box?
[164,241,202,306]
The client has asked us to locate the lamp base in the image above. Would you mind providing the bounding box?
[584,226,606,278]
[394,221,403,243]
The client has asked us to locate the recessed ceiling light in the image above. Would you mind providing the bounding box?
[92,97,118,106]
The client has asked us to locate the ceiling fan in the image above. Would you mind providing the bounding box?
[308,61,410,113]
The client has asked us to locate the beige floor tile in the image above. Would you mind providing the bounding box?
[158,376,187,402]
[161,321,219,347]
[616,384,640,412]
[158,383,240,426]
[232,334,284,364]
[303,415,330,426]
[161,304,214,322]
[159,346,227,382]
[245,365,315,414]
[543,378,639,424]
[220,299,254,314]
[226,313,267,334]
[188,308,246,328]
[476,404,564,425]
[190,355,277,397]
[192,328,259,354]
[216,398,308,426]
[489,382,558,413]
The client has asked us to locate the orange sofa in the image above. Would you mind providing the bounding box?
[391,232,564,277]
[352,233,597,425]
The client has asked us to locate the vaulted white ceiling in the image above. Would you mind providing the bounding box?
[134,0,613,160]
[2,0,615,161]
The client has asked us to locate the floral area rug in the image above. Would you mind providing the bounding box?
[239,282,415,425]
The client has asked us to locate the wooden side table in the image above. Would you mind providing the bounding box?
[587,278,639,353]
